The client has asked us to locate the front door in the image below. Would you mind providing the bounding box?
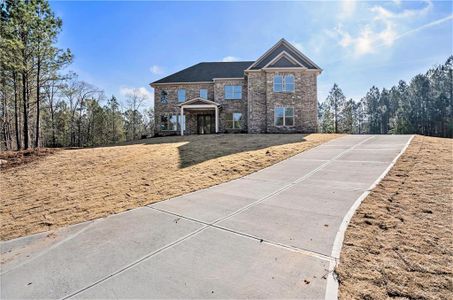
[197,114,214,134]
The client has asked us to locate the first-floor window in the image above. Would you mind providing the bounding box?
[274,107,294,126]
[161,114,186,131]
[226,112,242,129]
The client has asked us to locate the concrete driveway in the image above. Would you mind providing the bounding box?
[0,135,413,299]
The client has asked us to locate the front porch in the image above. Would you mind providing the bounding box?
[179,98,220,136]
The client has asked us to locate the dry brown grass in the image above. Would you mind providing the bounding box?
[0,148,59,170]
[337,135,453,300]
[0,133,340,241]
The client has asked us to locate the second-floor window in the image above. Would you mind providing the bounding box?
[224,85,242,99]
[178,89,186,102]
[160,90,168,103]
[273,74,295,93]
[200,89,208,99]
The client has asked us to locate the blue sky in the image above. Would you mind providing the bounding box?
[50,0,452,108]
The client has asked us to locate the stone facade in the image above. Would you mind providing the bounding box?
[214,79,248,133]
[153,83,214,136]
[246,70,318,134]
[153,71,318,136]
[264,70,318,133]
[151,40,320,136]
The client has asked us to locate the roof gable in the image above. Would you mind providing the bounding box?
[268,56,300,68]
[247,39,321,70]
[178,98,220,106]
[265,51,304,68]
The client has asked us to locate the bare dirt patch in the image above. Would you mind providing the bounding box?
[0,133,340,240]
[337,135,453,300]
[0,148,59,170]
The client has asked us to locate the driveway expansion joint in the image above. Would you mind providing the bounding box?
[63,136,376,298]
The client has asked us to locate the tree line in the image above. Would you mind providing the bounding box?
[319,56,453,138]
[0,0,154,151]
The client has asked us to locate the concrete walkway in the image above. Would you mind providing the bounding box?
[0,135,413,299]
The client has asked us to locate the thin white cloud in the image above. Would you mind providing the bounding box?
[332,0,437,56]
[371,0,433,20]
[339,0,357,19]
[379,14,453,47]
[150,65,164,75]
[222,56,240,62]
[120,86,153,101]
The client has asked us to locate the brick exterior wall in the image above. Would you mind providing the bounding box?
[153,71,318,136]
[246,70,318,134]
[265,71,318,133]
[214,79,248,133]
[247,72,267,133]
[153,83,214,136]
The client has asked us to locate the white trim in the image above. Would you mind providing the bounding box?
[225,112,243,130]
[282,38,323,71]
[177,88,186,103]
[224,85,242,100]
[263,67,305,72]
[178,97,220,107]
[246,38,286,70]
[243,69,263,73]
[150,81,213,88]
[212,78,244,81]
[263,51,305,69]
[180,104,218,109]
[199,88,208,99]
[180,107,184,136]
[324,135,415,300]
[273,74,295,93]
[160,113,185,132]
[246,38,322,71]
[274,106,295,127]
[215,106,219,133]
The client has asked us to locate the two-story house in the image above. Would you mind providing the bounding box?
[150,39,322,136]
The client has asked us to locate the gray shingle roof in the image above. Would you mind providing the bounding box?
[151,61,254,84]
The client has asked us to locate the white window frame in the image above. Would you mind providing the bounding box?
[273,74,295,93]
[274,106,295,127]
[273,75,283,92]
[199,89,208,99]
[177,89,186,102]
[284,74,295,92]
[224,85,242,100]
[161,114,185,131]
[225,112,242,129]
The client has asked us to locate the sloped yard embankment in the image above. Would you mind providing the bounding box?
[1,133,340,240]
[337,135,453,300]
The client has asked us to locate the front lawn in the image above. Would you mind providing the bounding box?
[337,135,453,300]
[1,133,340,240]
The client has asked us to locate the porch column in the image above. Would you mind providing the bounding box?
[180,106,184,136]
[215,106,219,133]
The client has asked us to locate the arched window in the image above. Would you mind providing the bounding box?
[273,75,283,92]
[273,74,295,92]
[284,75,295,92]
